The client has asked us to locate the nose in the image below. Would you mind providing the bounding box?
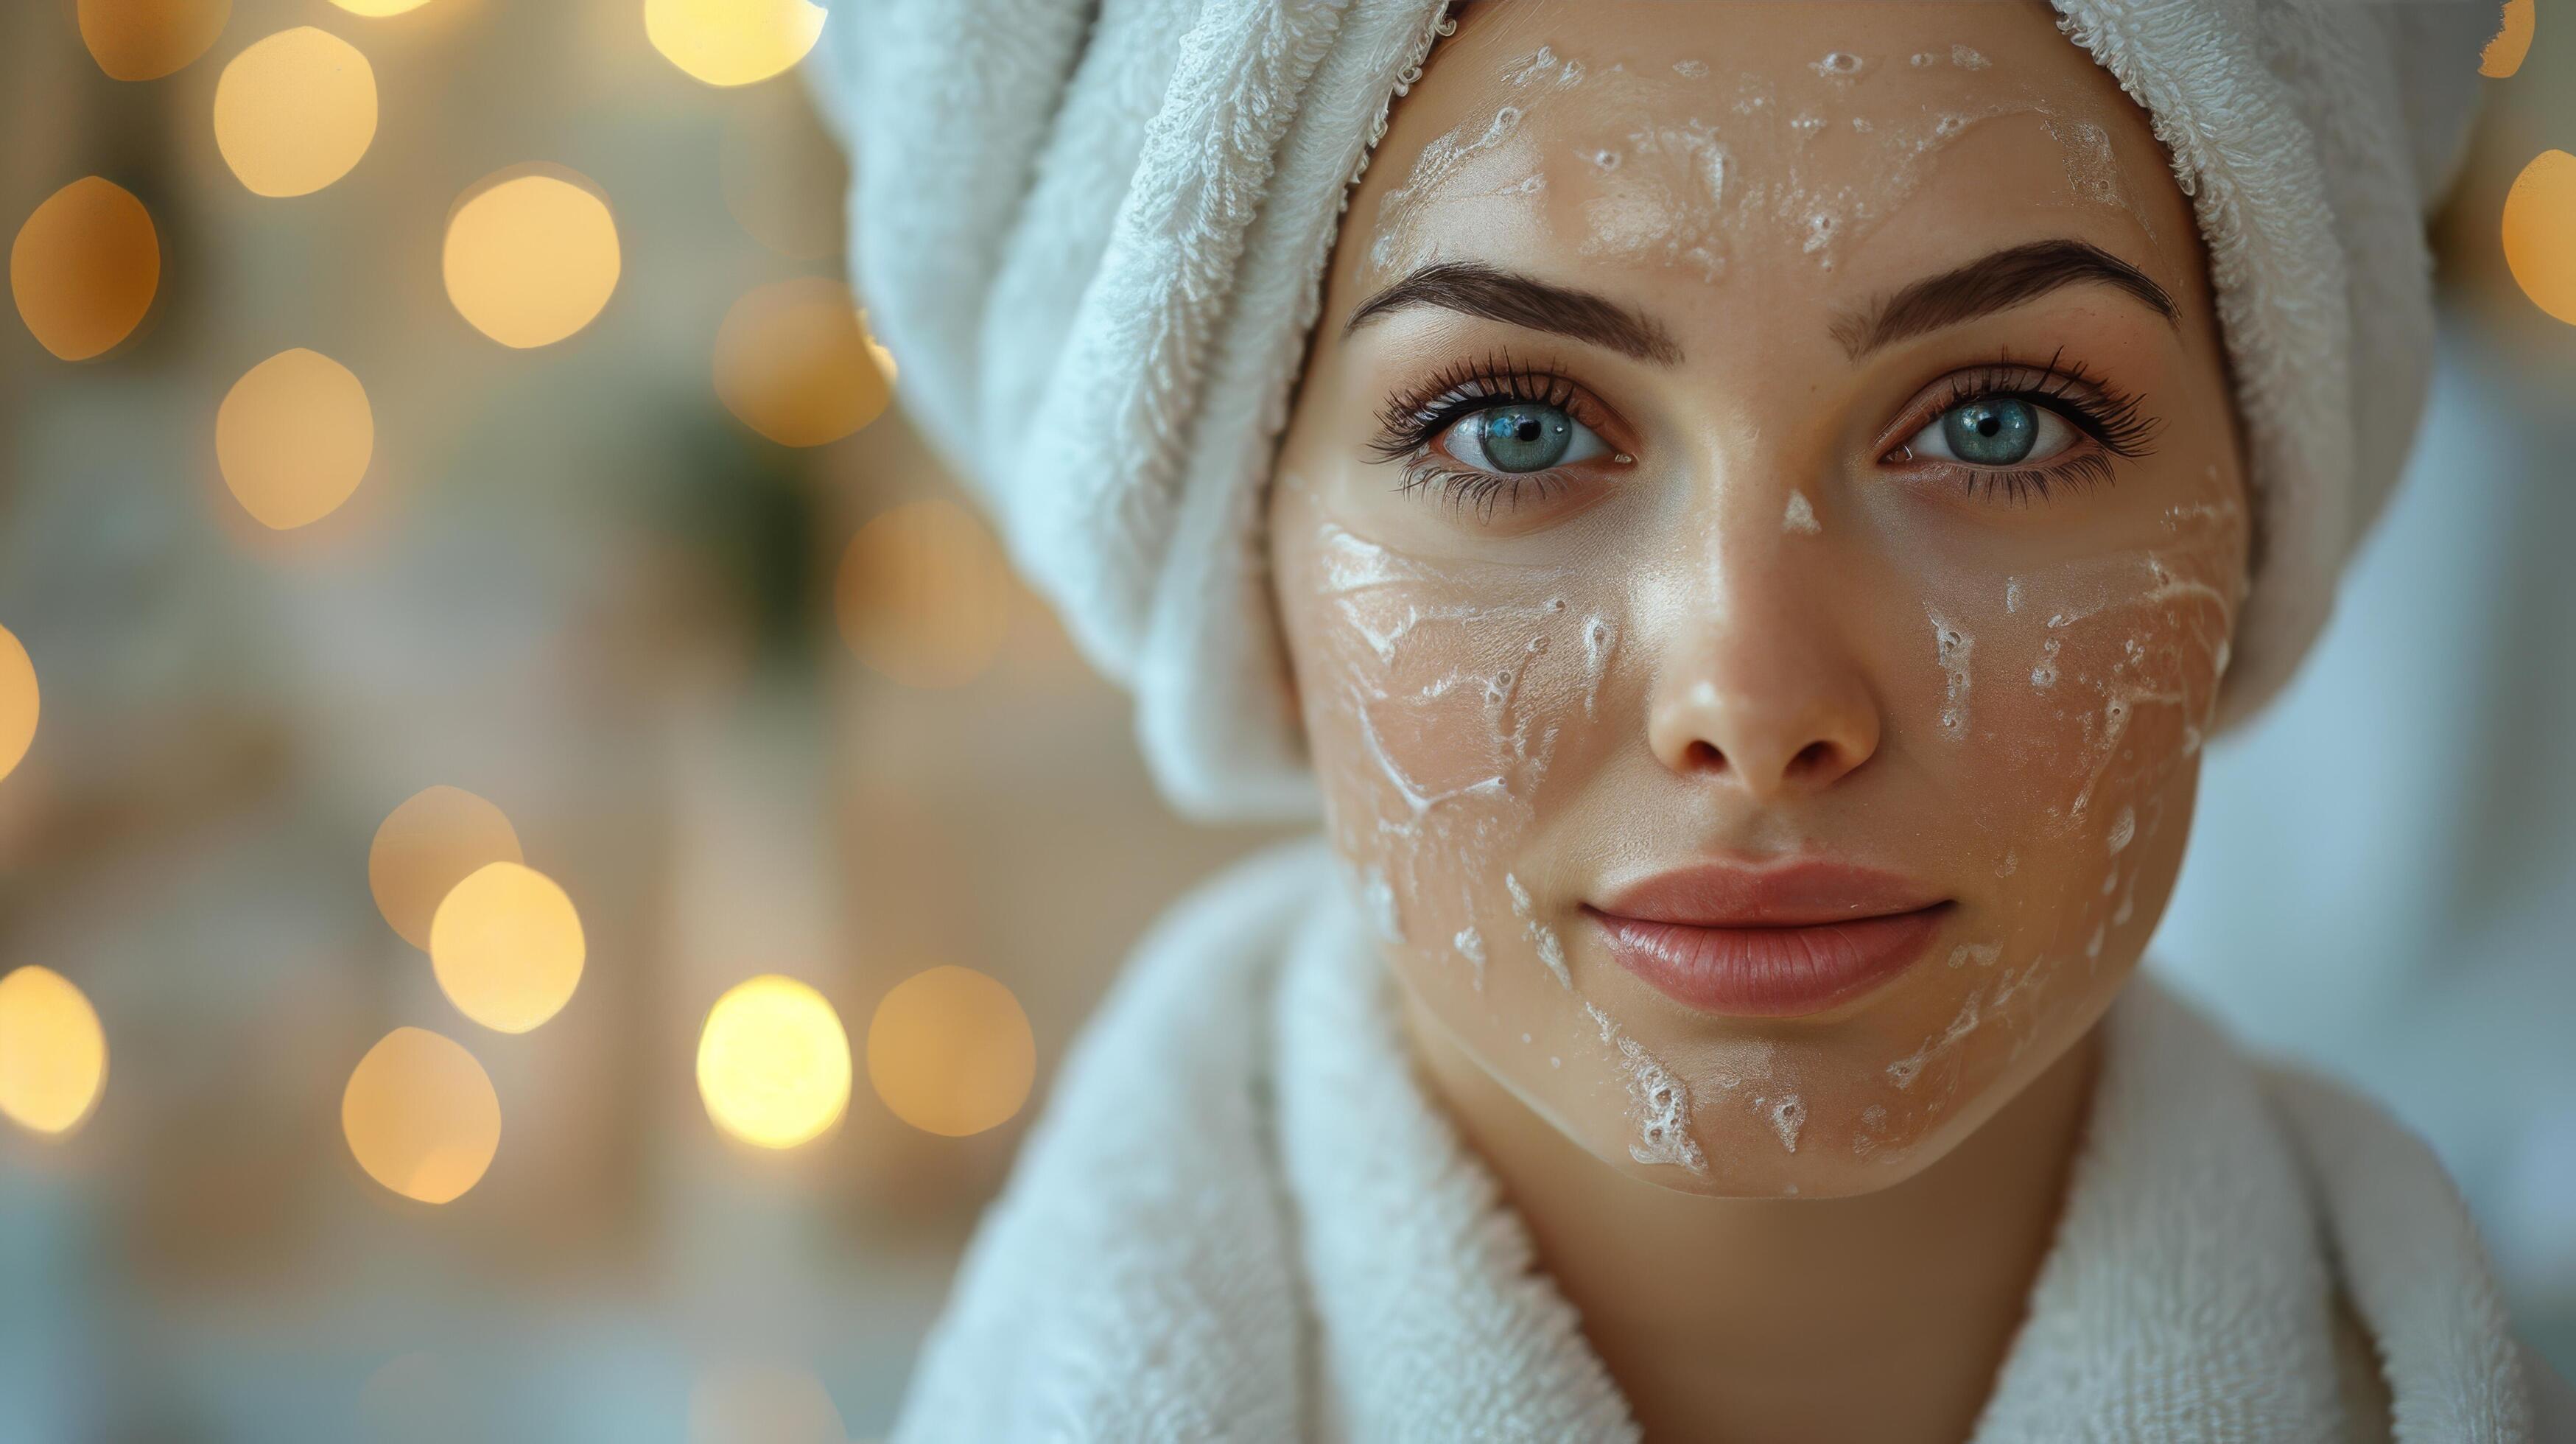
[1644,550,1882,803]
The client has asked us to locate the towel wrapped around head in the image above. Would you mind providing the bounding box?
[807,0,2488,823]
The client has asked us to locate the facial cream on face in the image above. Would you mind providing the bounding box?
[1277,1,2250,1199]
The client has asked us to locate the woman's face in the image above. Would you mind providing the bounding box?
[1269,0,2250,1198]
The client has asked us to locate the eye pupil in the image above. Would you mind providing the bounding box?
[1478,404,1574,473]
[1943,398,2037,465]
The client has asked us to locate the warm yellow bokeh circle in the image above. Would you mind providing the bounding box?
[11,177,159,362]
[342,1027,500,1204]
[80,0,233,82]
[866,965,1035,1138]
[369,786,523,951]
[215,348,373,530]
[834,500,1013,690]
[329,0,435,15]
[0,965,108,1138]
[712,279,894,447]
[212,27,378,197]
[429,861,586,1033]
[697,975,852,1149]
[0,623,36,785]
[645,0,827,88]
[443,172,622,348]
[2504,150,2576,328]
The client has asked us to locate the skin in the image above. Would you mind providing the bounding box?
[1266,2,2251,1439]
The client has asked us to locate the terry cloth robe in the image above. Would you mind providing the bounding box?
[886,841,2572,1443]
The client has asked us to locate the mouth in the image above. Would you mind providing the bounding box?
[1582,861,1952,1019]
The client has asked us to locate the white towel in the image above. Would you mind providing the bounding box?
[809,0,2490,821]
[888,841,2550,1443]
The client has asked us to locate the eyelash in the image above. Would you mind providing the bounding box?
[1368,348,1612,517]
[1366,346,2161,513]
[1884,346,2162,503]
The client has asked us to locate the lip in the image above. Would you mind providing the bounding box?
[1584,861,1951,1018]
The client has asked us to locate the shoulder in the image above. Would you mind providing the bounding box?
[2249,1055,2555,1440]
[887,834,1336,1443]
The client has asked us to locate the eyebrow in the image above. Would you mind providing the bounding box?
[1342,259,1685,365]
[1832,239,2177,357]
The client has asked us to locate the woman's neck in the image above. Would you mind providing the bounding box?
[1400,994,2102,1444]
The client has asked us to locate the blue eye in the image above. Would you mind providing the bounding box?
[1906,395,2079,468]
[1442,402,1610,474]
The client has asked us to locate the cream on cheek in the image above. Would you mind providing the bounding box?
[1286,490,1730,1171]
[1850,476,2247,1164]
[1301,509,1604,970]
[1292,484,1863,1182]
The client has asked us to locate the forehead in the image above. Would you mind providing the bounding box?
[1344,0,2194,323]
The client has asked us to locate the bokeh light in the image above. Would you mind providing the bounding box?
[215,348,373,530]
[2482,0,2533,77]
[79,0,233,82]
[0,623,35,785]
[341,1027,500,1205]
[689,1363,846,1444]
[368,787,524,951]
[0,966,108,1138]
[696,975,852,1150]
[212,27,379,197]
[442,172,622,348]
[2503,150,2576,327]
[645,0,827,88]
[329,0,434,15]
[10,177,159,362]
[834,500,1012,690]
[429,861,585,1033]
[713,278,893,447]
[865,965,1033,1138]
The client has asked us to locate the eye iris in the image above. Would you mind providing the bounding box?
[1477,404,1573,472]
[1942,398,2038,465]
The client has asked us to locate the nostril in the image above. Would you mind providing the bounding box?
[1683,738,1726,771]
[1789,740,1836,776]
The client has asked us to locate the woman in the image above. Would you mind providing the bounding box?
[816,1,2570,1437]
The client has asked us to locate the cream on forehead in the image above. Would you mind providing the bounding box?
[1361,39,2162,290]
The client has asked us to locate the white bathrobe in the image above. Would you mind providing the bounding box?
[888,841,2567,1443]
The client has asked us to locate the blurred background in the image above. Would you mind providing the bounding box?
[0,0,2566,1438]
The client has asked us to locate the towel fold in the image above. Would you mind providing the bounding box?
[887,841,2545,1442]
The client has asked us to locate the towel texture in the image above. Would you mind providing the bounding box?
[810,0,2488,821]
[885,841,2543,1441]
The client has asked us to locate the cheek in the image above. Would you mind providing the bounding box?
[1292,522,1621,992]
[1293,535,1766,1185]
[1849,487,2246,1163]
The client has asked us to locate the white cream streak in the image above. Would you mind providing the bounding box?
[1577,614,1616,718]
[1783,490,1821,534]
[1352,693,1510,827]
[1451,925,1488,990]
[1929,609,1974,739]
[1888,992,1980,1089]
[1768,1095,1808,1154]
[1506,872,1573,989]
[1586,1002,1708,1174]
